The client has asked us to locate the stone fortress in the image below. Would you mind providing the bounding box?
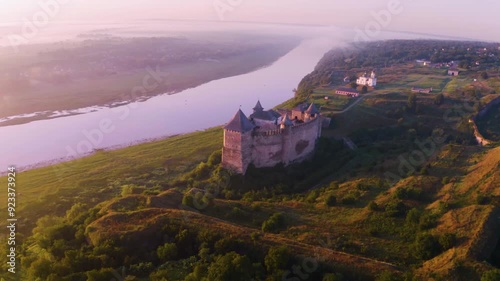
[222,101,324,174]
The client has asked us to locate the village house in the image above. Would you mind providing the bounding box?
[356,71,377,87]
[411,87,433,94]
[448,69,460,76]
[336,87,360,98]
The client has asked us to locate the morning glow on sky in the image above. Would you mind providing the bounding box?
[0,0,498,41]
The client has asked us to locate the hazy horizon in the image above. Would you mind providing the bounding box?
[0,0,499,42]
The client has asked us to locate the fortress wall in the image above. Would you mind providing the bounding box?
[286,118,320,163]
[222,116,323,174]
[222,130,252,174]
[251,133,285,168]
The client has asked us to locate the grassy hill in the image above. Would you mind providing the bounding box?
[1,40,500,281]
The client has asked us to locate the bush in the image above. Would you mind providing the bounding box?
[375,271,403,281]
[182,194,194,208]
[442,177,450,185]
[323,273,345,281]
[368,201,379,211]
[418,213,438,230]
[482,269,500,281]
[207,150,222,166]
[476,194,490,205]
[341,194,358,205]
[305,190,319,203]
[325,194,337,207]
[121,184,144,197]
[157,242,178,262]
[394,187,423,201]
[85,268,116,281]
[228,207,247,220]
[207,252,252,281]
[262,213,286,233]
[438,233,457,250]
[265,246,290,272]
[385,200,407,217]
[434,93,444,105]
[149,269,170,281]
[405,208,421,225]
[129,262,154,277]
[413,233,441,260]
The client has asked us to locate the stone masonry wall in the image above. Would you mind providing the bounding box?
[222,130,253,174]
[286,117,321,163]
[252,130,286,168]
[222,117,322,174]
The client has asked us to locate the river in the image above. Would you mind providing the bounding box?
[0,37,337,170]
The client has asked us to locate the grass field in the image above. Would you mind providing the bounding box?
[0,127,223,234]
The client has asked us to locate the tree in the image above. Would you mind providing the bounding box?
[361,85,368,94]
[375,271,402,281]
[434,93,444,105]
[482,269,500,281]
[157,242,178,262]
[413,233,441,260]
[325,194,337,207]
[350,81,358,89]
[323,273,345,281]
[262,213,286,233]
[207,252,252,281]
[407,93,417,112]
[438,233,457,250]
[481,72,489,80]
[264,246,290,272]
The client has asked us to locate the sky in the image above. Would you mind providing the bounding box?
[0,0,499,42]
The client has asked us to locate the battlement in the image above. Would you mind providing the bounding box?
[291,117,320,130]
[253,129,285,137]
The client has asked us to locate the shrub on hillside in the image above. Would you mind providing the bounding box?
[368,201,380,211]
[262,213,286,233]
[394,187,423,201]
[265,246,290,272]
[375,271,403,281]
[385,200,407,217]
[121,184,144,197]
[325,194,337,207]
[207,150,222,166]
[482,269,500,281]
[207,252,253,281]
[418,213,438,230]
[413,233,441,260]
[341,194,358,205]
[157,242,178,262]
[438,233,457,250]
[323,273,345,281]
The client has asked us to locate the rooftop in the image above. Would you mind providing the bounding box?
[224,109,256,133]
[336,87,359,93]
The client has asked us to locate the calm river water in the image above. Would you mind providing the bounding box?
[0,37,337,169]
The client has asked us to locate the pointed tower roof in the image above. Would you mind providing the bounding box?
[253,100,264,112]
[224,109,255,133]
[280,114,293,127]
[305,103,320,115]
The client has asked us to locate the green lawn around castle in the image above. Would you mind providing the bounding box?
[1,40,500,281]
